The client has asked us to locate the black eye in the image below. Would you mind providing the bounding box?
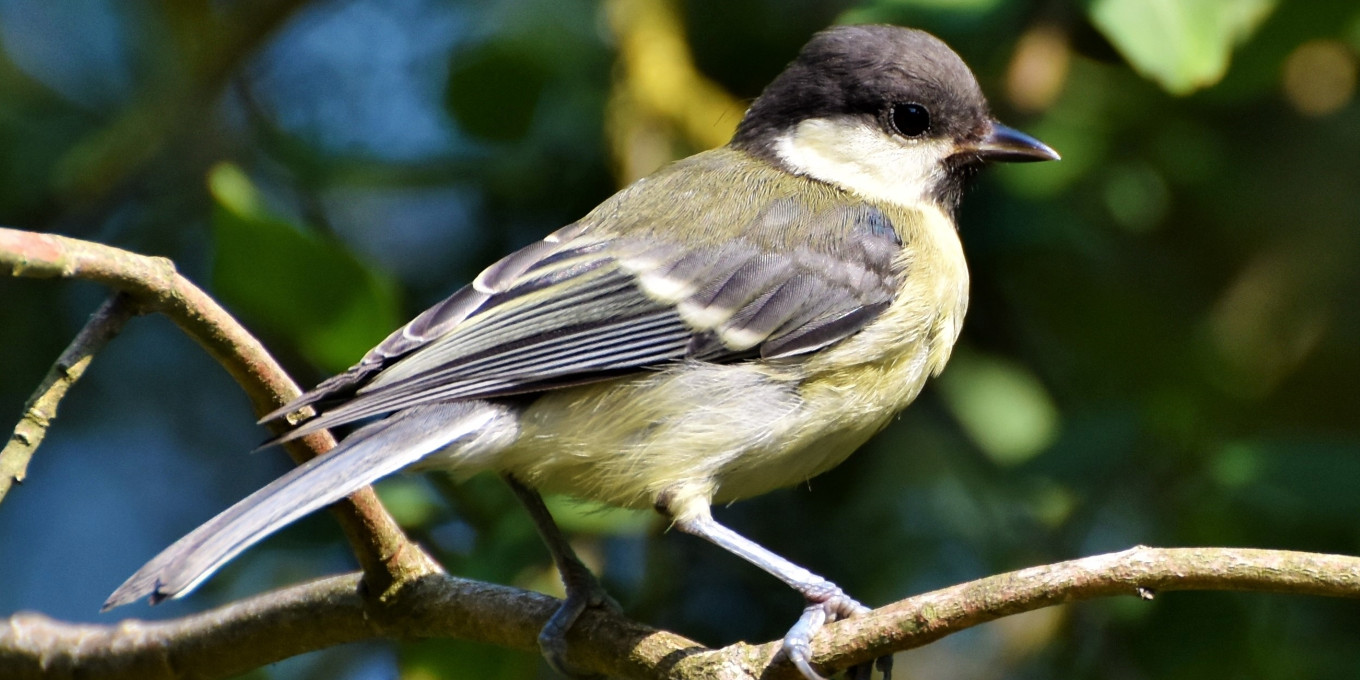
[889,103,930,137]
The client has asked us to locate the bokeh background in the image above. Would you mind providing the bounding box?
[3,0,1359,678]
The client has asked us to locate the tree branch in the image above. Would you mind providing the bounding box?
[0,226,438,601]
[6,229,1359,678]
[2,547,1357,680]
[0,572,704,680]
[1,294,137,504]
[768,545,1360,676]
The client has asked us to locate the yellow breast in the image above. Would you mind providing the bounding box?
[492,199,969,510]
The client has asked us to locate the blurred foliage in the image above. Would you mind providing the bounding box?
[1087,0,1277,94]
[209,162,401,371]
[2,1,1359,679]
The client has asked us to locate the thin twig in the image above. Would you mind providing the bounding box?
[0,226,438,601]
[727,545,1360,676]
[6,229,1360,679]
[1,294,138,504]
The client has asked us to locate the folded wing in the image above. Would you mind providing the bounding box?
[269,197,905,443]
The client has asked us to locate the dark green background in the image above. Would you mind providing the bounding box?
[2,0,1358,678]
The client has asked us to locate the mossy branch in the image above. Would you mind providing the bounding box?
[3,547,1359,679]
[0,226,439,605]
[4,228,1359,679]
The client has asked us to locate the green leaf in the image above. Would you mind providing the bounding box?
[208,162,401,372]
[839,0,1008,23]
[938,349,1061,466]
[859,0,1005,11]
[1087,0,1277,94]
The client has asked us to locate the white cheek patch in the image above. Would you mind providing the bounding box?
[773,118,954,208]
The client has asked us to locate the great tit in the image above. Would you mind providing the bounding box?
[105,23,1058,680]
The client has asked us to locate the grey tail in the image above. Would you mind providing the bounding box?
[103,401,508,611]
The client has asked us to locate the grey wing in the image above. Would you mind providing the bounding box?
[267,202,904,442]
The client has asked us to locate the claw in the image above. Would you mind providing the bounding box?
[784,603,829,679]
[539,596,589,677]
[847,660,875,680]
[781,586,890,680]
[661,507,892,678]
[503,475,620,678]
[876,652,893,679]
[539,586,617,679]
[789,651,826,680]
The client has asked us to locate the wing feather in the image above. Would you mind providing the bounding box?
[268,154,909,441]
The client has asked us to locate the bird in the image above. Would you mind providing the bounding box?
[103,23,1058,680]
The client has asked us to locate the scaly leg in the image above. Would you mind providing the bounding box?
[666,505,891,680]
[503,474,619,677]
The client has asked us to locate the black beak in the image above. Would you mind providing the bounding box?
[970,123,1060,163]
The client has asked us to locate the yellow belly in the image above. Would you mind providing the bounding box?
[491,324,939,511]
[485,202,968,515]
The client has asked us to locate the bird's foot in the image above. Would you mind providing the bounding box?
[538,564,621,679]
[782,582,891,680]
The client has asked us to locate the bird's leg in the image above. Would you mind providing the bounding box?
[666,504,891,680]
[502,474,619,678]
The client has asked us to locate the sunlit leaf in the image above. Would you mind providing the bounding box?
[208,162,401,372]
[1086,0,1277,94]
[938,349,1061,465]
[840,0,1007,21]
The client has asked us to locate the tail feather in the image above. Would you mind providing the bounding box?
[104,401,510,610]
